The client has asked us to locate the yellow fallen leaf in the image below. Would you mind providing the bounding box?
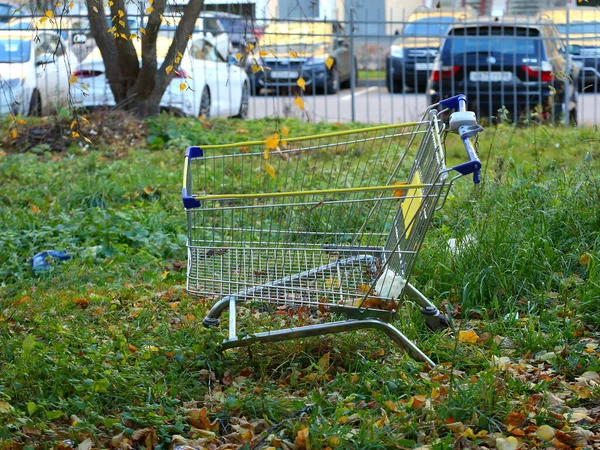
[462,428,488,439]
[31,205,40,213]
[536,425,555,441]
[579,253,591,265]
[318,352,330,371]
[296,77,306,91]
[281,125,289,137]
[408,395,427,409]
[295,427,309,450]
[294,96,304,110]
[325,57,334,70]
[10,128,17,139]
[495,436,518,450]
[71,131,80,138]
[161,270,169,280]
[264,162,276,179]
[458,329,479,344]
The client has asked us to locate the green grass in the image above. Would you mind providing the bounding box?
[0,116,599,449]
[359,70,386,80]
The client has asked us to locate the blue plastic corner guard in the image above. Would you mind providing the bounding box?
[182,188,201,209]
[185,146,204,159]
[439,94,467,111]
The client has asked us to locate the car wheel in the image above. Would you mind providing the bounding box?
[249,78,261,96]
[321,66,339,95]
[28,89,42,116]
[386,70,403,94]
[340,59,357,89]
[569,107,577,126]
[234,82,249,119]
[199,87,211,119]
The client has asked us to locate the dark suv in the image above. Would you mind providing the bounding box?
[427,18,579,122]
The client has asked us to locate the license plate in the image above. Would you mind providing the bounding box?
[270,71,298,79]
[469,71,513,82]
[415,63,434,71]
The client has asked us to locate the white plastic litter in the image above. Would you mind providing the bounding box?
[375,268,406,299]
[447,234,477,256]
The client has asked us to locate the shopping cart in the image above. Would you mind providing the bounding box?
[182,95,482,367]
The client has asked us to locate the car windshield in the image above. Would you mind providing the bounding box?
[218,18,249,33]
[0,38,30,62]
[259,43,328,55]
[0,4,18,20]
[445,27,541,56]
[402,17,456,37]
[556,22,600,35]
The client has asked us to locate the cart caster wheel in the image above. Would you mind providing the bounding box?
[203,317,220,328]
[420,306,450,331]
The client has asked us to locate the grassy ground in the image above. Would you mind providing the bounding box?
[0,115,599,449]
[359,70,386,81]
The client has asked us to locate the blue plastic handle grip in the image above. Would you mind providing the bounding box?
[452,136,481,183]
[439,94,467,111]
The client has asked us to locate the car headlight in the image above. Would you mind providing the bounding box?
[390,45,404,58]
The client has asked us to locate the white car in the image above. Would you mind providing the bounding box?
[71,36,249,118]
[0,30,75,116]
[159,15,232,60]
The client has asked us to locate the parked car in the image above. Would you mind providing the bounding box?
[386,6,474,93]
[248,21,354,95]
[427,18,579,122]
[205,12,265,54]
[71,36,249,119]
[536,7,600,91]
[5,17,92,61]
[159,14,232,60]
[0,30,75,116]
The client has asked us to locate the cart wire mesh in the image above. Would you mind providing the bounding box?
[183,118,450,315]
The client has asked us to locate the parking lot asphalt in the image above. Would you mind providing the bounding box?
[248,87,600,125]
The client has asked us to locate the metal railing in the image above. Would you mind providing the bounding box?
[0,6,598,126]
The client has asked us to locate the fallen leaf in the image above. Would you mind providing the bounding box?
[579,253,591,265]
[30,204,40,213]
[458,330,479,343]
[537,425,555,441]
[318,352,330,371]
[496,436,519,450]
[0,401,14,414]
[295,426,309,450]
[504,411,527,427]
[77,438,93,450]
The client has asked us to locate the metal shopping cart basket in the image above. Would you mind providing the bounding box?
[182,95,482,367]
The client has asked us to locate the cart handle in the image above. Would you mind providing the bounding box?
[440,94,483,184]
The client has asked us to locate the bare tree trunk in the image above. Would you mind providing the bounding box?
[86,0,205,117]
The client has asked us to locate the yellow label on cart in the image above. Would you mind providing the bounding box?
[401,171,423,237]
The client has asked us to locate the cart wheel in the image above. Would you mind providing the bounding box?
[203,317,220,328]
[420,306,450,331]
